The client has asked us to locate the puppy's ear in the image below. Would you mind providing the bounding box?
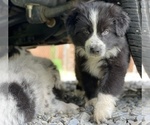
[115,10,130,37]
[66,8,79,35]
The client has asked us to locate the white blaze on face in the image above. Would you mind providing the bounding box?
[85,9,106,57]
[90,9,98,35]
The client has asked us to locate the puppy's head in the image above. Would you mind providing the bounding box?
[66,1,130,58]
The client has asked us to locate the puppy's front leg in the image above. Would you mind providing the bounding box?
[92,70,125,124]
[82,71,120,124]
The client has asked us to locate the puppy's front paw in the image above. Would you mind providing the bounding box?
[94,101,113,123]
[93,93,117,124]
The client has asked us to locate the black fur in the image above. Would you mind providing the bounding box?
[9,82,35,122]
[66,1,130,99]
[9,46,20,57]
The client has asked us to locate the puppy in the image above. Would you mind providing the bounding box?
[0,47,78,125]
[66,1,130,123]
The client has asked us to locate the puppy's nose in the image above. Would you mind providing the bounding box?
[90,46,101,54]
[90,47,95,53]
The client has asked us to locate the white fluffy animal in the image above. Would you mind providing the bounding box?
[0,47,78,125]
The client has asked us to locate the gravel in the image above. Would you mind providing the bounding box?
[27,80,150,125]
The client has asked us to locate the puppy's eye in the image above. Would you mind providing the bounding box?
[102,30,109,36]
[82,29,90,35]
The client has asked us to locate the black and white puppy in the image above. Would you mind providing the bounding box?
[66,1,130,123]
[0,47,78,125]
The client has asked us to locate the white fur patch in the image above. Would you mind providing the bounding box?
[105,47,121,58]
[75,47,105,78]
[84,56,105,78]
[94,93,117,123]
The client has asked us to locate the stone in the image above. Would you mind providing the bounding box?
[115,120,126,125]
[144,115,150,121]
[136,115,144,121]
[57,122,64,125]
[79,112,90,122]
[68,118,79,125]
[41,121,47,125]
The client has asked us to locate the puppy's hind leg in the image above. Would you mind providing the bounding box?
[48,98,79,114]
[51,98,79,114]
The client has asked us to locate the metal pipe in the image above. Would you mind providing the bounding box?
[25,1,76,24]
[43,1,76,19]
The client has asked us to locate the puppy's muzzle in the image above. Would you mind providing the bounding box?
[89,42,105,56]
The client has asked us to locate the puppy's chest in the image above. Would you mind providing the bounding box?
[83,57,106,79]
